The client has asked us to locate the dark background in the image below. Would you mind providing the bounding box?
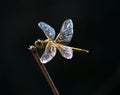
[1,0,120,95]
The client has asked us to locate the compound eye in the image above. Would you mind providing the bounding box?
[34,39,41,47]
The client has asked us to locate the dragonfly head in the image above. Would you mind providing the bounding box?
[34,39,44,48]
[34,39,47,57]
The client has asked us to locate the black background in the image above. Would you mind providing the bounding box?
[1,0,120,95]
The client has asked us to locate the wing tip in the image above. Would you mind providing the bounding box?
[38,22,44,27]
[66,56,73,59]
[40,58,47,64]
[66,19,72,22]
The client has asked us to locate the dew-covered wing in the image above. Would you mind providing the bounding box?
[38,22,55,40]
[58,45,73,59]
[40,42,56,64]
[55,19,73,45]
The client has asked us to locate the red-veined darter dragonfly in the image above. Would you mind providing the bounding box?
[34,19,89,64]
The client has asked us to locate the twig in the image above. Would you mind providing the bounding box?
[28,46,59,95]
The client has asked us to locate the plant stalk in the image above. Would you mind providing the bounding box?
[28,46,59,95]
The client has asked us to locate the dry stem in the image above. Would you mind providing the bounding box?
[28,46,59,95]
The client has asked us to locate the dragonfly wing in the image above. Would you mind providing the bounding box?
[55,19,73,45]
[40,42,56,64]
[38,22,55,40]
[58,45,73,59]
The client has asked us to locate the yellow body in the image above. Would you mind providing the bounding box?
[35,39,89,53]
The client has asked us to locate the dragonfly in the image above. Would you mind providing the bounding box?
[34,19,89,64]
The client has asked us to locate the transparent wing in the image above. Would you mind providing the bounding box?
[58,45,73,59]
[55,19,73,45]
[40,42,56,64]
[38,22,55,40]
